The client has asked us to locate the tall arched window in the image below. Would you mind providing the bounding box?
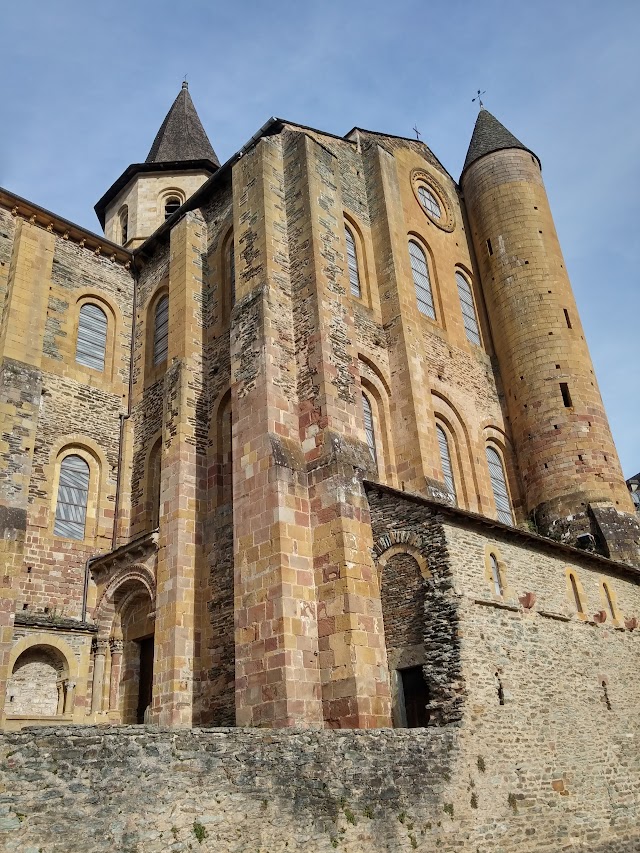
[570,573,584,614]
[362,392,377,468]
[436,424,456,505]
[54,455,90,540]
[153,295,169,365]
[345,225,361,298]
[408,240,435,320]
[489,553,503,597]
[455,271,481,346]
[164,196,181,221]
[119,206,128,246]
[75,303,108,372]
[228,237,236,307]
[485,446,513,525]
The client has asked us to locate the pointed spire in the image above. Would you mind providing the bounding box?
[145,83,220,167]
[462,109,537,176]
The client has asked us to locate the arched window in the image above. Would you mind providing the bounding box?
[54,455,90,540]
[485,446,513,525]
[570,573,584,614]
[436,424,456,505]
[417,186,441,220]
[229,237,236,307]
[153,295,169,365]
[119,206,128,245]
[75,303,108,371]
[408,240,435,320]
[362,392,377,468]
[164,196,181,221]
[603,582,615,620]
[455,271,481,346]
[345,225,361,298]
[489,553,503,597]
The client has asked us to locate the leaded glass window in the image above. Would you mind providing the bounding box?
[408,241,436,320]
[345,226,361,298]
[362,392,377,468]
[75,304,107,372]
[153,295,169,366]
[417,185,441,219]
[54,455,90,540]
[486,446,513,525]
[455,271,481,346]
[436,424,456,505]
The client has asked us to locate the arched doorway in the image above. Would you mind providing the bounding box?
[93,568,155,724]
[6,644,71,718]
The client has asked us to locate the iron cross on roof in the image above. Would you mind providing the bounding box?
[472,89,486,109]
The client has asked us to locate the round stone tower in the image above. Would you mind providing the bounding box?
[461,108,639,563]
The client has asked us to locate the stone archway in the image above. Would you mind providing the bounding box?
[6,640,75,719]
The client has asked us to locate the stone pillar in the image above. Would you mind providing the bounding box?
[56,681,65,716]
[63,681,76,715]
[232,135,323,727]
[108,640,123,712]
[91,639,108,714]
[0,219,53,725]
[152,211,206,727]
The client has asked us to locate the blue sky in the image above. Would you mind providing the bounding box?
[2,0,638,476]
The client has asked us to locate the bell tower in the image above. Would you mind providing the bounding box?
[94,82,219,248]
[461,108,639,564]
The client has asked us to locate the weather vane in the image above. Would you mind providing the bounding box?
[182,73,188,89]
[472,89,486,109]
[413,124,421,141]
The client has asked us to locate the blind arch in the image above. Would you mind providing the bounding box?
[75,303,108,371]
[455,271,481,346]
[54,455,90,540]
[436,424,456,505]
[408,240,435,320]
[153,295,169,365]
[486,446,513,525]
[345,225,361,298]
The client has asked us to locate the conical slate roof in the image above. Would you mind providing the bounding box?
[146,82,220,167]
[462,108,536,176]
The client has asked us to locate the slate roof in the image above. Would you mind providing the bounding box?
[461,108,537,176]
[146,82,220,167]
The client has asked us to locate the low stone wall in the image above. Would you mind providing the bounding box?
[1,725,638,853]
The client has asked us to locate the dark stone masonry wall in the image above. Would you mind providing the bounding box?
[1,724,638,853]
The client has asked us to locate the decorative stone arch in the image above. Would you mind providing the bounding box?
[8,634,78,681]
[94,563,156,637]
[6,635,80,718]
[373,537,430,581]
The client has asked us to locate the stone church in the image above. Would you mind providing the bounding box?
[0,82,638,746]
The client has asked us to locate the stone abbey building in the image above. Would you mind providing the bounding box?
[1,85,639,851]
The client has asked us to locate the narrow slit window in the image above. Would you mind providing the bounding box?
[164,196,181,221]
[345,225,361,298]
[570,574,583,613]
[436,424,457,505]
[75,303,107,372]
[54,455,90,540]
[408,240,436,320]
[229,238,236,307]
[455,271,481,346]
[560,382,572,408]
[563,308,572,329]
[603,583,615,619]
[486,238,493,256]
[490,553,503,596]
[485,446,513,525]
[153,295,169,366]
[362,392,377,469]
[119,207,128,246]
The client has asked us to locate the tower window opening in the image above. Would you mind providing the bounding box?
[436,424,457,505]
[119,206,128,245]
[408,240,436,320]
[489,553,503,597]
[345,225,361,298]
[153,294,169,365]
[563,309,572,329]
[569,573,583,614]
[560,383,572,408]
[164,196,181,221]
[486,238,493,256]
